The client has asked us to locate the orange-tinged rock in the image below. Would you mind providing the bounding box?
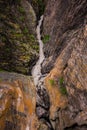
[0,82,14,129]
[84,25,87,37]
[45,70,68,119]
[0,117,5,130]
[12,82,25,113]
[44,47,70,119]
[0,72,37,130]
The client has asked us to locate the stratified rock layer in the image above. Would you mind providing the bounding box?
[42,0,87,74]
[43,0,87,130]
[0,0,87,130]
[0,0,38,74]
[0,72,49,130]
[0,72,36,130]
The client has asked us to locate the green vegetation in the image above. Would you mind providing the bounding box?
[19,16,25,21]
[42,35,50,44]
[32,0,45,15]
[0,0,39,75]
[49,79,55,86]
[5,48,10,53]
[1,36,7,42]
[60,86,67,95]
[18,6,25,14]
[59,77,67,95]
[38,0,45,15]
[31,0,45,15]
[59,77,64,86]
[15,0,21,4]
[32,45,39,51]
[23,28,29,34]
[29,34,35,42]
[0,78,2,82]
[0,68,5,72]
[30,34,39,52]
[13,33,23,38]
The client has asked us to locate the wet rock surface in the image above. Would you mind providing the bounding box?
[36,81,54,130]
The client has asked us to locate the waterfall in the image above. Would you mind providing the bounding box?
[32,15,45,86]
[31,15,54,130]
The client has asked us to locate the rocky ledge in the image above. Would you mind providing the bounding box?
[0,72,49,130]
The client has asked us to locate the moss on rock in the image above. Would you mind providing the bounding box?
[0,0,39,74]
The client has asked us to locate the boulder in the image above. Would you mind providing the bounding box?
[0,72,49,130]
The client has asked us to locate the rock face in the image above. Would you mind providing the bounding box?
[0,72,49,130]
[0,0,38,74]
[42,0,87,73]
[43,0,87,130]
[0,0,87,130]
[0,72,36,130]
[29,0,48,19]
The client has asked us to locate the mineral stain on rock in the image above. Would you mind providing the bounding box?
[0,72,37,130]
[0,0,87,130]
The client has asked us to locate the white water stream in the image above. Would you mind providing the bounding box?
[32,15,45,86]
[31,15,54,130]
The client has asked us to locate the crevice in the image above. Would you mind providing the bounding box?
[28,0,46,20]
[38,115,54,130]
[64,123,87,130]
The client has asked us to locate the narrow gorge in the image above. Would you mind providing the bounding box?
[32,15,54,130]
[32,15,45,86]
[0,0,87,130]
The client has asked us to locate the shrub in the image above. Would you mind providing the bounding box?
[1,36,7,42]
[59,77,67,95]
[29,34,35,42]
[59,77,64,86]
[32,45,39,53]
[49,79,55,86]
[60,86,67,95]
[19,16,25,21]
[38,0,45,15]
[42,35,50,44]
[23,28,28,34]
[0,68,5,72]
[18,7,25,14]
[15,0,21,4]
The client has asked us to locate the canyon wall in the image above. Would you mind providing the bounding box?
[43,0,87,129]
[0,0,38,74]
[0,0,87,130]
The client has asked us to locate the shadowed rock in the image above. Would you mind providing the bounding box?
[43,0,87,130]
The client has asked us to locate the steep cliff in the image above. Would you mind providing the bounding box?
[0,0,87,130]
[0,72,49,130]
[42,0,87,73]
[42,0,87,130]
[29,0,48,18]
[0,0,38,74]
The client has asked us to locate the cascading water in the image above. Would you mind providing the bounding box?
[32,15,45,86]
[31,15,54,130]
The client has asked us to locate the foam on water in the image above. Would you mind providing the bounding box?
[32,15,45,86]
